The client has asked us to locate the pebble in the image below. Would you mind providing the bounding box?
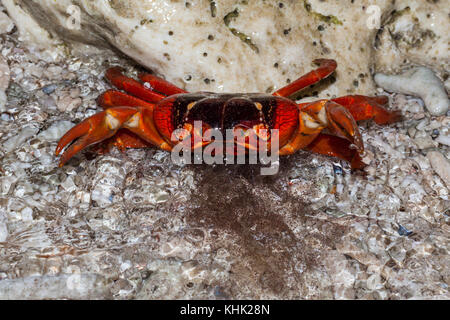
[0,211,8,242]
[45,66,63,80]
[413,136,437,150]
[69,87,80,98]
[398,224,413,236]
[416,118,429,131]
[407,126,416,138]
[0,56,9,112]
[42,84,57,94]
[3,126,39,153]
[0,56,10,90]
[0,2,448,300]
[366,274,382,290]
[37,120,74,141]
[21,207,33,221]
[0,89,6,112]
[435,135,450,147]
[375,67,449,116]
[57,95,82,112]
[61,176,77,193]
[427,151,450,189]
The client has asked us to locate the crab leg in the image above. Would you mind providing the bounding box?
[139,73,187,95]
[305,134,364,169]
[97,89,157,109]
[55,107,171,167]
[272,59,337,97]
[278,100,364,168]
[96,89,158,152]
[105,67,166,103]
[330,95,402,124]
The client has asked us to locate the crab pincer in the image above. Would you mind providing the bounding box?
[55,107,138,167]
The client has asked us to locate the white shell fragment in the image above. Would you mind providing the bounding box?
[3,126,39,153]
[0,89,6,112]
[435,135,450,147]
[0,56,10,90]
[0,56,9,112]
[375,67,449,116]
[0,210,7,242]
[427,151,450,189]
[37,121,74,141]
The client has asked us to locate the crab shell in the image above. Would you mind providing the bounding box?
[153,92,299,152]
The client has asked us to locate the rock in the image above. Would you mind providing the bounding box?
[427,151,450,189]
[374,1,449,90]
[0,10,14,34]
[60,176,77,193]
[4,0,448,97]
[0,0,397,96]
[2,0,56,50]
[375,67,449,116]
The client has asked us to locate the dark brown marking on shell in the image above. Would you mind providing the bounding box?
[170,93,284,134]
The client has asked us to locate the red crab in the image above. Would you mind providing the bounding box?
[55,59,401,168]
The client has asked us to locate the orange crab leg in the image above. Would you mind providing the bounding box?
[96,89,160,151]
[97,89,157,109]
[272,59,337,97]
[297,95,401,125]
[56,109,133,166]
[305,133,365,169]
[331,95,402,124]
[94,130,154,154]
[139,73,187,96]
[55,107,171,167]
[319,101,363,151]
[105,67,166,103]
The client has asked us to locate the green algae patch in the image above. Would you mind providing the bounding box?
[223,8,259,53]
[303,1,343,25]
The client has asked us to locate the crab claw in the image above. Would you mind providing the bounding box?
[300,100,364,154]
[324,101,364,154]
[55,107,137,167]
